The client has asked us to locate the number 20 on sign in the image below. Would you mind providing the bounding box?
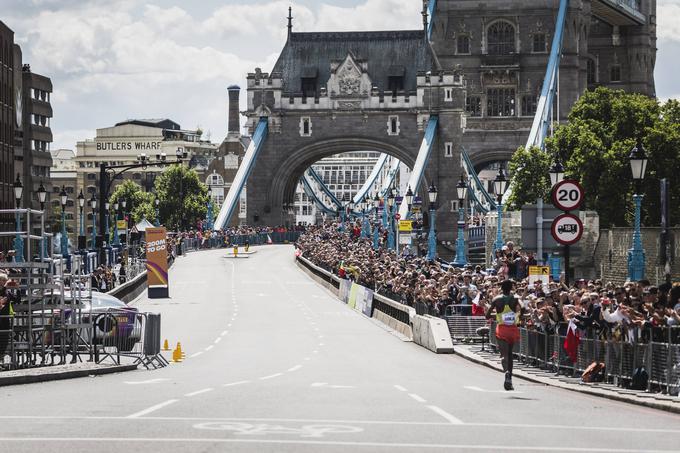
[551,179,584,212]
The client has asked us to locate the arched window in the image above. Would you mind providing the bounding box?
[206,173,224,186]
[487,21,515,55]
[587,58,597,85]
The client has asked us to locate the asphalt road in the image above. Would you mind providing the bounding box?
[1,245,679,453]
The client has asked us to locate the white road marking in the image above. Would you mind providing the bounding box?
[393,385,408,392]
[123,378,169,385]
[227,323,232,327]
[427,406,464,425]
[0,438,662,451]
[214,337,222,344]
[311,383,355,389]
[287,365,302,372]
[221,330,228,336]
[185,388,214,397]
[464,386,523,394]
[259,373,283,380]
[190,352,204,358]
[319,343,325,346]
[304,357,311,361]
[223,380,250,387]
[313,350,319,354]
[205,345,214,351]
[127,399,178,419]
[408,393,427,403]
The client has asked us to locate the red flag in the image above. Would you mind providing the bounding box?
[267,234,273,244]
[563,320,580,364]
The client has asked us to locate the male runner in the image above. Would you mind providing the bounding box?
[485,279,521,391]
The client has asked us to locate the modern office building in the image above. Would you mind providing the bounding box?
[0,21,15,249]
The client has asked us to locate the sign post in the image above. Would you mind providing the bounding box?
[550,180,584,285]
[146,227,169,298]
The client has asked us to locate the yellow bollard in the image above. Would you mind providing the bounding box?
[245,244,250,253]
[233,245,238,258]
[162,339,170,351]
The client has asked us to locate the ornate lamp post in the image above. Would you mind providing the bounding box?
[112,200,120,247]
[77,190,85,251]
[427,183,438,261]
[104,200,110,245]
[387,190,396,251]
[372,193,380,250]
[549,159,565,187]
[205,185,213,230]
[493,167,509,254]
[404,186,414,218]
[628,139,648,281]
[452,176,469,266]
[13,174,24,262]
[361,201,371,239]
[37,182,48,258]
[121,198,128,252]
[59,186,69,257]
[89,192,97,250]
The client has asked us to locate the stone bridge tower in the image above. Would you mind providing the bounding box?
[243,20,467,240]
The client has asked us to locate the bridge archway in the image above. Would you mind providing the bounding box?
[268,136,420,215]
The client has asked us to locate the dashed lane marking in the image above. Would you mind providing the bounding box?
[259,373,283,380]
[426,406,464,425]
[205,345,214,351]
[127,400,178,419]
[214,338,222,344]
[408,394,427,403]
[223,380,250,387]
[394,385,408,392]
[185,388,214,397]
[287,365,302,372]
[189,352,204,358]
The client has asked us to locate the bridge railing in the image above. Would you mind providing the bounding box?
[467,225,486,249]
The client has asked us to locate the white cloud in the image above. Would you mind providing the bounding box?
[658,2,680,43]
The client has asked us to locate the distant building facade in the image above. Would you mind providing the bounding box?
[49,149,78,237]
[75,119,217,235]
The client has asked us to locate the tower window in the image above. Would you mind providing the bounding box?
[487,88,515,117]
[521,95,537,116]
[387,76,404,97]
[444,142,453,158]
[445,88,453,102]
[465,96,482,117]
[532,33,547,53]
[587,58,597,85]
[610,65,621,82]
[487,21,515,55]
[300,117,312,137]
[387,115,400,136]
[457,35,471,54]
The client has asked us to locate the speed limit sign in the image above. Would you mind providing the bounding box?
[552,179,584,212]
[551,213,584,245]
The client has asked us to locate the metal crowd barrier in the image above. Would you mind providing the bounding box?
[445,312,489,342]
[487,323,680,395]
[178,232,303,254]
[93,310,167,369]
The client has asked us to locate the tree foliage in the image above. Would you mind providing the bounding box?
[509,88,680,227]
[153,165,209,231]
[108,180,155,225]
[506,146,552,211]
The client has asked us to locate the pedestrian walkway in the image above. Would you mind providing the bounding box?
[0,362,137,387]
[455,343,680,414]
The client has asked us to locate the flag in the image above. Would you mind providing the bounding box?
[563,320,580,364]
[267,234,273,244]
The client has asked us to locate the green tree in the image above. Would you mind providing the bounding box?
[108,180,155,225]
[509,87,679,227]
[153,165,209,230]
[506,146,552,211]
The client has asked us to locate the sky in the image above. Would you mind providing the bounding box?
[2,0,679,151]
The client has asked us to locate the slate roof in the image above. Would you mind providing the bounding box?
[115,119,181,131]
[272,30,439,95]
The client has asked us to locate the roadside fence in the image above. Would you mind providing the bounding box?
[179,232,302,254]
[488,323,680,395]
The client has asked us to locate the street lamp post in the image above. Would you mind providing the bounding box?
[387,190,395,251]
[89,192,97,250]
[104,201,110,244]
[77,190,85,251]
[453,176,468,266]
[37,182,48,259]
[628,139,648,281]
[59,186,69,257]
[13,174,24,262]
[361,202,371,239]
[205,186,213,230]
[372,193,380,250]
[493,167,509,254]
[112,201,120,247]
[427,183,438,261]
[549,159,565,187]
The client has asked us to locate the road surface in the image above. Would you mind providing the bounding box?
[1,245,678,452]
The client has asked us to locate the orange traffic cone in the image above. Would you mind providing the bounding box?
[162,339,170,351]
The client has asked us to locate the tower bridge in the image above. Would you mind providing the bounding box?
[216,0,656,240]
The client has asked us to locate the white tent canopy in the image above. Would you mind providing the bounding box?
[134,218,155,233]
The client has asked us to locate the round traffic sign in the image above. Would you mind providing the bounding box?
[395,213,401,221]
[552,179,584,212]
[551,213,584,246]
